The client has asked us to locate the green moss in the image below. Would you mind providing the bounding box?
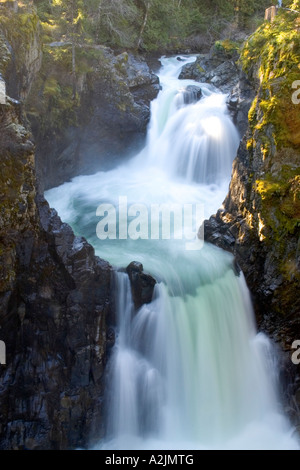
[214,39,240,55]
[240,9,300,149]
[248,96,258,127]
[240,8,300,289]
[0,4,40,89]
[0,9,39,53]
[256,167,300,269]
[256,179,282,199]
[196,65,205,74]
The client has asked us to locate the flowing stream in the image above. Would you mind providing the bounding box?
[46,56,299,450]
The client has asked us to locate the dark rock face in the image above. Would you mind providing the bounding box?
[226,74,256,136]
[29,49,160,191]
[0,97,112,450]
[126,262,156,310]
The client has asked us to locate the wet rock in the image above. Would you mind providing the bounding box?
[179,47,255,137]
[106,327,116,350]
[183,85,202,104]
[227,74,256,136]
[126,262,156,310]
[179,48,239,94]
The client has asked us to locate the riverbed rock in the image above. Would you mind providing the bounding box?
[183,85,202,104]
[178,44,255,136]
[179,46,239,94]
[126,262,156,310]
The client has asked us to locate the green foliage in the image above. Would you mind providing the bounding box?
[214,39,240,54]
[0,4,40,92]
[241,8,300,284]
[256,167,300,242]
[32,0,276,52]
[26,43,108,138]
[0,31,11,76]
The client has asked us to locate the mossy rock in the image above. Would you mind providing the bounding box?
[241,9,300,149]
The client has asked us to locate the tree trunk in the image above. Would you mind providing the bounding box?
[71,0,76,100]
[72,40,76,99]
[137,1,150,50]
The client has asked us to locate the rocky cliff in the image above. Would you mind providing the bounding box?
[0,3,113,449]
[0,92,113,451]
[204,9,300,426]
[26,46,159,191]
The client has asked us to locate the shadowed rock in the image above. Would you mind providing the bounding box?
[126,262,156,310]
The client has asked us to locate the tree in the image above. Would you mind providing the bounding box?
[63,0,84,98]
[95,0,140,47]
[44,0,84,98]
[137,0,151,50]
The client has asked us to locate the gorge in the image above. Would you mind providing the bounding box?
[45,55,298,450]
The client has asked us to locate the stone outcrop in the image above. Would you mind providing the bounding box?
[27,47,160,191]
[126,262,156,310]
[179,47,239,94]
[179,44,255,136]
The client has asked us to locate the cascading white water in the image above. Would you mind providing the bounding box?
[45,56,299,450]
[144,57,238,185]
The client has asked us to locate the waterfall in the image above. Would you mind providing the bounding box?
[144,58,239,185]
[45,56,299,450]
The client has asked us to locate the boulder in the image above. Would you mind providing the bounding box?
[183,85,202,104]
[126,261,156,310]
